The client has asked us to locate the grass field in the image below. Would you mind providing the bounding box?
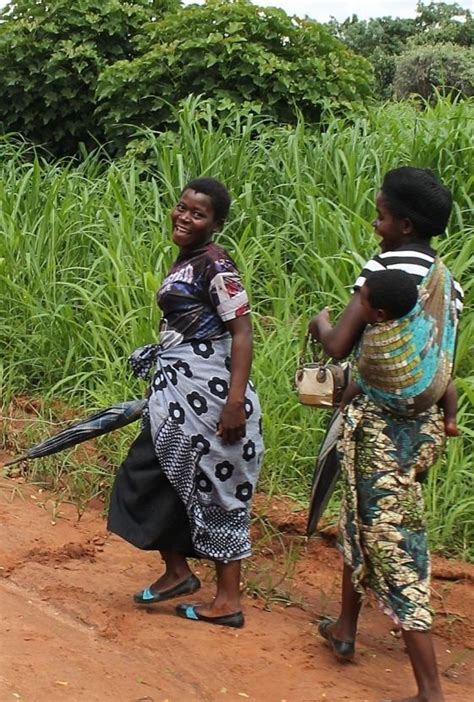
[1,96,473,559]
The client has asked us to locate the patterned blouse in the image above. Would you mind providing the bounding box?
[157,242,250,349]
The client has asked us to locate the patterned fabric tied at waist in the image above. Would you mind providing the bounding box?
[357,258,458,417]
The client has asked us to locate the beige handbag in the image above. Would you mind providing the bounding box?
[295,333,349,408]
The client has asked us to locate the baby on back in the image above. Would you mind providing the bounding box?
[341,269,458,436]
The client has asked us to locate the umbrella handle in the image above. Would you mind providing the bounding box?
[3,455,28,467]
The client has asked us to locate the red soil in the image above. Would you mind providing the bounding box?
[0,465,473,702]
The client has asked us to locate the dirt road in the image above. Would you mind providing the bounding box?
[0,471,472,702]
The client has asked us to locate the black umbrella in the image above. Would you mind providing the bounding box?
[4,399,147,467]
[307,409,344,537]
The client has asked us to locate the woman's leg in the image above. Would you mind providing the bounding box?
[191,559,242,617]
[326,561,362,642]
[148,550,194,593]
[386,630,445,702]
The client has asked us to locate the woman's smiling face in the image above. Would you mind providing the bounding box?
[373,192,409,253]
[171,189,219,250]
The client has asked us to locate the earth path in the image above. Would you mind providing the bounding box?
[0,472,473,702]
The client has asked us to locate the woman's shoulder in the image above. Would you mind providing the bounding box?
[204,242,240,273]
[205,241,233,260]
[353,246,463,315]
[354,247,436,291]
[379,248,436,279]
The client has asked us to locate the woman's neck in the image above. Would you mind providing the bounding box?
[394,237,435,254]
[177,240,213,261]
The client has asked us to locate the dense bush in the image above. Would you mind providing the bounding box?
[0,0,178,156]
[96,0,373,152]
[393,43,474,99]
[0,0,373,156]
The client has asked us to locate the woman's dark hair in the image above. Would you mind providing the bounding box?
[183,177,231,225]
[381,167,452,237]
[365,269,418,319]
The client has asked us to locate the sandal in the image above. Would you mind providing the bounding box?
[133,574,201,604]
[176,604,244,628]
[318,618,355,662]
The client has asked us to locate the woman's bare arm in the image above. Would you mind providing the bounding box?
[308,293,367,360]
[217,314,253,444]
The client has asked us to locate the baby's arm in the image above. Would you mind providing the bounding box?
[339,379,362,410]
[439,379,460,437]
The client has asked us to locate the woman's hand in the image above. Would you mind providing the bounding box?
[308,295,367,360]
[308,307,331,341]
[216,400,246,445]
[338,379,361,411]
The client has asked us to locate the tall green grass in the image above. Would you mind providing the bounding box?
[1,96,473,559]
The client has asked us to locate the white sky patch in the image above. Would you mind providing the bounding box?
[183,0,422,22]
[0,1,462,23]
[248,0,420,22]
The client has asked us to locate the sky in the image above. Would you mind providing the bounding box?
[246,0,422,22]
[0,1,436,23]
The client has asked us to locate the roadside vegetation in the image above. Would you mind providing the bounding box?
[1,94,472,560]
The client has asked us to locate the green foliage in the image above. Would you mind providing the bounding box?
[413,2,473,46]
[327,1,473,99]
[327,14,414,58]
[96,0,373,151]
[327,13,412,98]
[0,97,473,559]
[393,43,474,99]
[0,0,178,156]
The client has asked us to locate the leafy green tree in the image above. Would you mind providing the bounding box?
[0,0,178,156]
[414,2,473,46]
[327,2,473,99]
[326,14,416,98]
[327,14,415,58]
[393,42,474,99]
[96,0,373,152]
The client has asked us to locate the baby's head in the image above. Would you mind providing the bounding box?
[360,269,418,324]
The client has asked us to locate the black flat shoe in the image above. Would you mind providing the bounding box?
[176,604,244,628]
[133,574,201,604]
[318,618,355,662]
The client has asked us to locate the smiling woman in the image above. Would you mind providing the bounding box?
[107,176,264,629]
[171,189,221,249]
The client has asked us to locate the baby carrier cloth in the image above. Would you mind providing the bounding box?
[357,258,458,417]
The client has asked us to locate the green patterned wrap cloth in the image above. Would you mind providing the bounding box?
[338,397,445,631]
[357,258,458,417]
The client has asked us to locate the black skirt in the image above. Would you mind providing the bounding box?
[107,424,197,556]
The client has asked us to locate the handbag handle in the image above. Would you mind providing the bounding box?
[298,332,328,368]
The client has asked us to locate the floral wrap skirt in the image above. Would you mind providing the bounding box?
[338,397,445,631]
[109,336,264,563]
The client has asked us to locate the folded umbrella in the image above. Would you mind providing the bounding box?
[306,408,344,537]
[4,399,147,467]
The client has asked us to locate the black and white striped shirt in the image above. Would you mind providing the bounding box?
[354,245,464,316]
